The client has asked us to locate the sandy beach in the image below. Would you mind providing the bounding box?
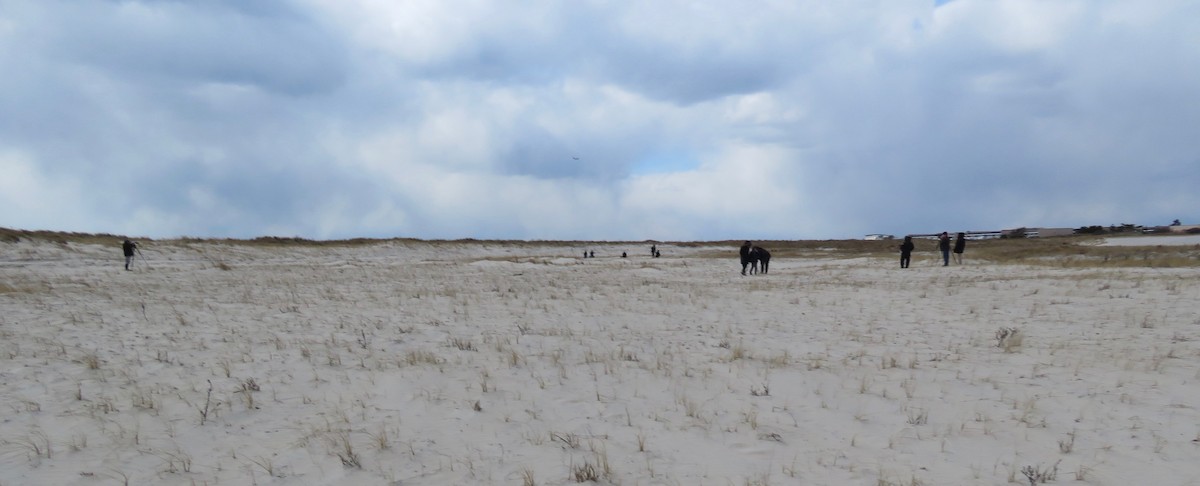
[1,235,1198,485]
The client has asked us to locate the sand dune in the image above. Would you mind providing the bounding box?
[1,237,1198,485]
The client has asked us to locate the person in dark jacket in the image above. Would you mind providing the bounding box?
[899,236,915,268]
[952,232,966,265]
[937,232,951,266]
[739,241,753,275]
[749,246,770,274]
[122,239,137,270]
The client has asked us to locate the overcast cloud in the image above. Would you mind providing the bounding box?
[1,0,1197,240]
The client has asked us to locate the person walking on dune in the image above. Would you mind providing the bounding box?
[937,232,951,267]
[122,239,138,271]
[899,236,914,269]
[953,232,966,265]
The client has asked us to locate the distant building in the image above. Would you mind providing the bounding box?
[1005,227,1074,238]
[1169,224,1200,234]
[909,231,1001,240]
[964,231,1002,240]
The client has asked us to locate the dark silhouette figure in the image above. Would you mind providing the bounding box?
[589,251,595,258]
[749,247,771,274]
[654,250,661,258]
[952,232,966,265]
[740,241,753,275]
[899,236,914,268]
[938,232,951,266]
[740,242,771,275]
[122,239,137,270]
[650,244,656,257]
[621,252,627,258]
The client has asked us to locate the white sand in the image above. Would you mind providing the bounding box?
[1,239,1198,485]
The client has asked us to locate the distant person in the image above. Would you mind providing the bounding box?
[122,239,138,271]
[937,232,951,266]
[621,252,627,258]
[899,236,914,269]
[589,251,595,258]
[953,232,966,264]
[650,244,656,257]
[655,250,661,258]
[583,251,588,259]
[740,241,753,275]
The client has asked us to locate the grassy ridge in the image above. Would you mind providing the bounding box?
[3,227,1197,267]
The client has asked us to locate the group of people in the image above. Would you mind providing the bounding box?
[738,241,771,275]
[583,245,660,259]
[121,237,964,273]
[898,231,966,268]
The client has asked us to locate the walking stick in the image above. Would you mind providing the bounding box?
[135,246,151,270]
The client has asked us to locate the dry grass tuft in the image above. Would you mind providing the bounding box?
[971,237,1200,268]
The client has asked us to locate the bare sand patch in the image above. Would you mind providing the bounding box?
[1,237,1197,484]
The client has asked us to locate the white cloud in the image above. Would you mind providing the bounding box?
[931,0,1085,53]
[0,151,91,231]
[619,143,811,239]
[1,1,1197,239]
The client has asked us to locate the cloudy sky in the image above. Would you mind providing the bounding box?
[1,1,1197,241]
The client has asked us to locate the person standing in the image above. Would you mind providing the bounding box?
[953,232,966,265]
[122,239,138,271]
[899,236,914,269]
[937,232,951,267]
[739,241,753,275]
[650,244,656,257]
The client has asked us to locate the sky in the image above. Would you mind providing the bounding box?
[1,0,1197,241]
